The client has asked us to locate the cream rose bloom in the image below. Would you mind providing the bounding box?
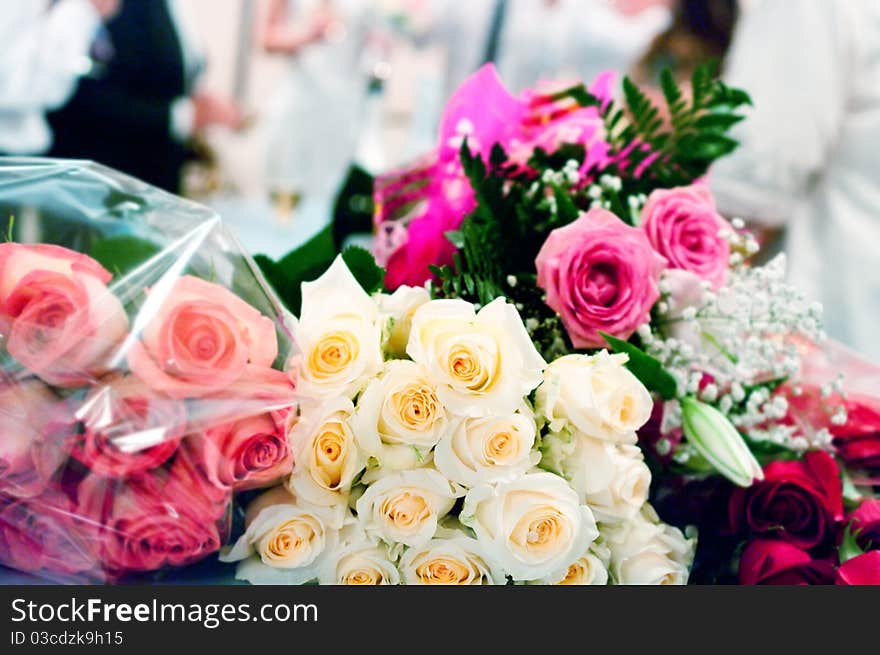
[288,397,365,519]
[406,298,545,418]
[602,504,695,585]
[293,256,383,401]
[352,360,448,470]
[318,527,401,585]
[356,468,460,547]
[378,285,430,358]
[434,407,540,487]
[399,529,499,585]
[541,430,651,523]
[220,487,344,585]
[538,539,611,585]
[536,351,652,443]
[461,472,599,581]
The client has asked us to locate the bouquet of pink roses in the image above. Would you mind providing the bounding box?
[0,159,297,582]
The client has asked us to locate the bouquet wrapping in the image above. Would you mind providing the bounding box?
[0,159,297,582]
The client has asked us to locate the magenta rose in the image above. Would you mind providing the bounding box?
[48,375,186,479]
[849,499,880,549]
[641,185,731,289]
[729,450,844,549]
[385,207,458,290]
[0,490,101,580]
[127,275,278,398]
[77,449,230,574]
[186,367,295,491]
[739,539,835,585]
[0,379,66,498]
[0,243,129,387]
[836,551,880,585]
[535,208,665,348]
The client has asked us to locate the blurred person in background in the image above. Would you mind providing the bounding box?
[0,0,120,156]
[260,0,373,211]
[46,0,244,193]
[710,0,880,363]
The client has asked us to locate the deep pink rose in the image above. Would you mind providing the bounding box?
[0,379,66,498]
[384,207,459,290]
[47,375,186,479]
[186,367,295,491]
[849,499,880,549]
[535,208,665,348]
[127,275,278,398]
[76,449,230,574]
[0,243,129,386]
[729,451,844,549]
[641,185,731,289]
[836,551,880,585]
[0,490,101,580]
[739,539,835,585]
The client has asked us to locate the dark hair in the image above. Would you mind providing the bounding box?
[635,0,739,83]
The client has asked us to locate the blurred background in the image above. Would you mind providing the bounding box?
[2,0,878,359]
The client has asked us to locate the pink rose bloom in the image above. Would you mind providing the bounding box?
[127,275,278,398]
[384,207,458,290]
[0,243,129,387]
[0,379,66,498]
[641,185,731,289]
[0,490,101,580]
[536,208,665,349]
[77,449,230,574]
[186,367,295,491]
[48,375,186,479]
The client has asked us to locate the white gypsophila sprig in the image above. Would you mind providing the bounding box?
[643,255,842,452]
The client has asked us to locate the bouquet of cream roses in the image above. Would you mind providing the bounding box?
[222,256,694,585]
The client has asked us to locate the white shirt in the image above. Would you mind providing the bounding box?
[710,0,880,363]
[0,0,101,154]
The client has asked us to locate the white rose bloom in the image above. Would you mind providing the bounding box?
[536,351,652,443]
[377,285,430,358]
[461,472,599,581]
[220,487,344,585]
[542,430,651,523]
[434,407,540,487]
[399,529,500,585]
[288,397,365,519]
[293,256,383,401]
[406,297,545,418]
[352,360,448,470]
[538,539,611,585]
[603,505,695,585]
[356,468,460,547]
[318,526,400,585]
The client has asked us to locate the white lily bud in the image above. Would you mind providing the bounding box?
[680,397,764,487]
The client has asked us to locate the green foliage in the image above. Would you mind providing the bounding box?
[594,61,751,191]
[90,235,162,278]
[601,332,679,400]
[341,245,385,294]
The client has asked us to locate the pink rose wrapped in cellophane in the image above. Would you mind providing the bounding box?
[374,64,616,290]
[536,208,666,349]
[0,159,299,583]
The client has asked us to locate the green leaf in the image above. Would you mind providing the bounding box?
[600,332,678,399]
[255,224,337,314]
[839,523,865,563]
[444,230,465,249]
[341,245,385,294]
[90,235,162,278]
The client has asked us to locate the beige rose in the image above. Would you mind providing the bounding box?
[319,527,400,585]
[378,285,430,358]
[352,360,448,470]
[399,529,499,585]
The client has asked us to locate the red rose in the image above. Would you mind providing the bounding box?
[48,375,186,479]
[186,367,295,491]
[835,551,880,585]
[739,539,835,585]
[76,449,230,574]
[849,499,880,549]
[831,395,880,472]
[0,490,100,580]
[729,451,843,548]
